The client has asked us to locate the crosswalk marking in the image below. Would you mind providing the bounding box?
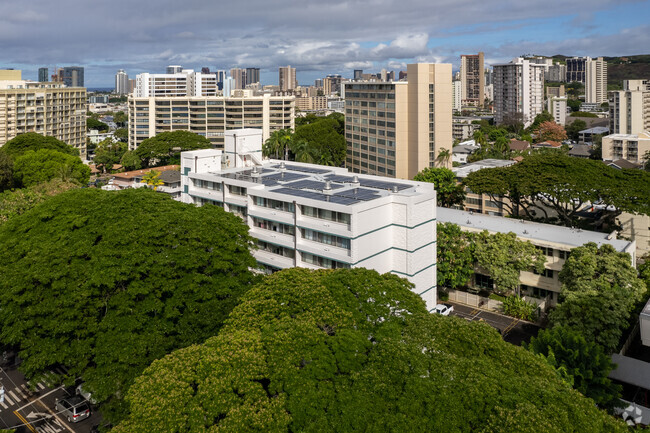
[15,386,27,400]
[37,382,45,390]
[8,390,19,403]
[0,399,8,409]
[3,393,14,405]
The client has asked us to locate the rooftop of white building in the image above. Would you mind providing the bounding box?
[183,151,434,206]
[452,158,516,178]
[437,207,634,253]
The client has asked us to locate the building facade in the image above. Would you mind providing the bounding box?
[323,74,343,96]
[135,70,218,98]
[0,72,86,157]
[438,207,636,306]
[294,96,329,111]
[245,68,260,86]
[180,135,438,309]
[38,67,49,83]
[62,66,84,88]
[279,65,297,92]
[566,57,587,82]
[115,69,129,95]
[545,64,567,82]
[460,52,485,106]
[610,79,650,135]
[493,58,545,127]
[127,94,295,150]
[344,63,453,180]
[585,57,608,104]
[601,132,650,164]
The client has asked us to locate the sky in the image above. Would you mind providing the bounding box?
[1,0,649,88]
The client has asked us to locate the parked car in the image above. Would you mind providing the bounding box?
[75,383,97,405]
[55,395,91,423]
[433,304,454,316]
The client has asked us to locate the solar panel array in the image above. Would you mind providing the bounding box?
[333,188,381,201]
[271,188,359,205]
[273,164,331,174]
[283,179,344,190]
[323,174,410,191]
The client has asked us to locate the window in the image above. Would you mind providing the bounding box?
[257,240,295,258]
[475,274,493,289]
[301,206,350,224]
[229,185,247,196]
[558,250,570,260]
[302,252,350,269]
[533,268,554,278]
[537,246,553,257]
[302,229,350,249]
[252,217,295,235]
[253,196,294,213]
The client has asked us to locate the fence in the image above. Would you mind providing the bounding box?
[448,289,503,312]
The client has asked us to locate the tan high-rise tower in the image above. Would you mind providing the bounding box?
[460,52,485,106]
[279,65,296,92]
[344,63,453,179]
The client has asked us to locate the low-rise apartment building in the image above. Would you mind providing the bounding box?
[180,129,438,309]
[0,70,86,157]
[127,94,294,150]
[438,207,636,306]
[601,132,650,164]
[453,159,516,216]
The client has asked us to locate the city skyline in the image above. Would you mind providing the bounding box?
[0,0,648,87]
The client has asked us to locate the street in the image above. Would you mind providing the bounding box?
[0,364,101,433]
[448,301,541,346]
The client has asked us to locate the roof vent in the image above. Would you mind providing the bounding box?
[251,166,260,177]
[279,161,286,172]
[323,180,333,195]
[392,185,399,193]
[352,175,360,186]
[466,220,472,224]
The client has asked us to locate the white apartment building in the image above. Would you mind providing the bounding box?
[180,129,438,309]
[0,70,87,157]
[115,70,129,95]
[452,80,462,112]
[610,79,650,135]
[127,94,294,150]
[585,57,608,104]
[438,207,636,306]
[493,58,545,128]
[135,70,218,97]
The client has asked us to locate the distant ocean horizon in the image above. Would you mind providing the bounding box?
[87,87,114,93]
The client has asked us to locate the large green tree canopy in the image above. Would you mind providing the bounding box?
[463,153,650,228]
[550,243,646,352]
[13,149,91,187]
[135,131,212,167]
[115,268,625,433]
[413,167,466,207]
[0,189,257,422]
[292,118,346,166]
[2,132,79,158]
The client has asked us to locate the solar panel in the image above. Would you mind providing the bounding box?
[272,164,331,174]
[324,174,356,183]
[358,179,410,191]
[283,179,344,190]
[333,188,382,201]
[261,172,309,182]
[271,188,360,205]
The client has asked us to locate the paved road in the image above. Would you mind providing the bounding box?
[0,363,101,433]
[447,301,541,346]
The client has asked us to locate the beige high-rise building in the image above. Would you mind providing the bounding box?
[0,70,87,158]
[230,68,246,90]
[585,57,608,104]
[609,79,650,135]
[460,52,484,106]
[279,66,297,92]
[344,63,453,180]
[127,94,294,150]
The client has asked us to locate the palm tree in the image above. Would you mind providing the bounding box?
[436,148,451,167]
[141,170,163,191]
[472,130,487,147]
[263,129,293,160]
[290,139,317,164]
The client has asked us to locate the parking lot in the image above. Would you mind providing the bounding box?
[0,360,101,433]
[447,301,541,346]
